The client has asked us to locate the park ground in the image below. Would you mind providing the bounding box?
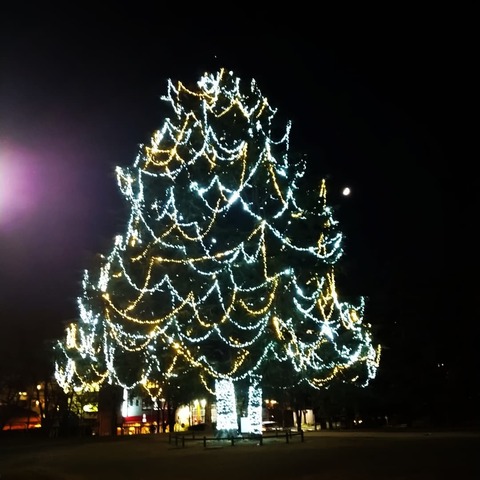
[1,429,480,479]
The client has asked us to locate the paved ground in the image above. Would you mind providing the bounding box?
[1,429,479,479]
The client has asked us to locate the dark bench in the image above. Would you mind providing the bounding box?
[169,429,304,448]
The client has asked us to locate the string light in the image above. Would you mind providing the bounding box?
[54,68,381,434]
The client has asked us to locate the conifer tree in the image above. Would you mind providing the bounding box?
[54,68,380,436]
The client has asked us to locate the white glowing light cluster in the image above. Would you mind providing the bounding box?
[54,69,380,433]
[214,378,239,434]
[247,375,262,435]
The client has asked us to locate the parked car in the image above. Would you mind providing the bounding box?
[262,421,285,432]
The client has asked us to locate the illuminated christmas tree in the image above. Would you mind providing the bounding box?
[54,68,381,436]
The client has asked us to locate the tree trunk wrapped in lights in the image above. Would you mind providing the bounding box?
[54,68,380,436]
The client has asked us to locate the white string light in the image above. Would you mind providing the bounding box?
[54,69,380,433]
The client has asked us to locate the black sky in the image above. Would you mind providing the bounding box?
[0,11,455,365]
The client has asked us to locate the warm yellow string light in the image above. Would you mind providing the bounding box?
[54,69,380,421]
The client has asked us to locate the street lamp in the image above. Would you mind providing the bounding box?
[265,399,278,420]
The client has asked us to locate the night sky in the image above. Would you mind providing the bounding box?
[1,11,454,383]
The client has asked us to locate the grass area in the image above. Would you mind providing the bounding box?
[1,430,480,479]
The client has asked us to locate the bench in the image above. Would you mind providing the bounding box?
[169,429,304,448]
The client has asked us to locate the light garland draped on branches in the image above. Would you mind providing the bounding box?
[54,68,380,435]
